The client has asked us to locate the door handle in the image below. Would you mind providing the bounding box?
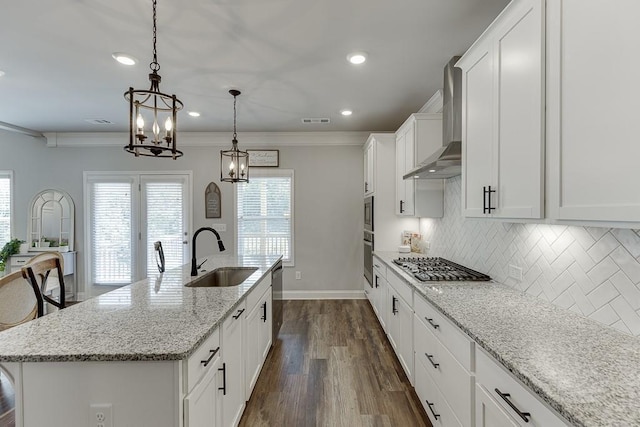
[218,363,227,395]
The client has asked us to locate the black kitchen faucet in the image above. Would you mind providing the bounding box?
[191,227,226,276]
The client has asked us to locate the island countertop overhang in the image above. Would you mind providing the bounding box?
[0,254,282,363]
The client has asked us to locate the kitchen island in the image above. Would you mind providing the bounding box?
[374,251,640,427]
[0,254,281,427]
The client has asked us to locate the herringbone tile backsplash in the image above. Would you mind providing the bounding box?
[420,176,640,337]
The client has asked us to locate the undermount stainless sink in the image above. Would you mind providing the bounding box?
[185,267,258,287]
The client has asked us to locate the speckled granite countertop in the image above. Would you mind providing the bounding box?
[375,251,640,427]
[0,255,281,363]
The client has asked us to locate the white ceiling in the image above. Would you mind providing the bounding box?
[0,0,509,134]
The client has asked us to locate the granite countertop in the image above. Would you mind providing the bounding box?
[0,255,281,363]
[374,251,640,427]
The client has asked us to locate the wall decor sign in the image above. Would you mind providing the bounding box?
[247,149,279,167]
[205,182,221,218]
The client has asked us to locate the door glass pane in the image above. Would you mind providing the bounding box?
[145,180,186,278]
[0,176,10,247]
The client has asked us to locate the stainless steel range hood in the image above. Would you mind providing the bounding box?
[404,56,462,180]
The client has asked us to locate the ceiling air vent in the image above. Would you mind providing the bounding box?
[301,118,330,124]
[84,119,114,125]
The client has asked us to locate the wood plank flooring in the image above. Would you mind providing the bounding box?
[240,300,431,427]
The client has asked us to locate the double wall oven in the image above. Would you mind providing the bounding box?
[364,196,374,286]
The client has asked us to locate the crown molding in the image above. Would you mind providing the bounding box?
[42,131,371,148]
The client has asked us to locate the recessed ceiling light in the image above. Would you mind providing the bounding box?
[340,109,353,116]
[0,70,5,78]
[347,52,368,65]
[429,169,436,173]
[112,52,137,66]
[188,111,201,117]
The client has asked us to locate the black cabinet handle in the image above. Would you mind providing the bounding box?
[426,400,440,420]
[375,276,379,288]
[201,347,220,367]
[392,296,398,315]
[218,363,227,395]
[399,200,405,213]
[261,301,267,322]
[365,182,368,192]
[483,186,496,214]
[425,317,440,329]
[425,353,440,369]
[495,388,531,422]
[232,308,245,319]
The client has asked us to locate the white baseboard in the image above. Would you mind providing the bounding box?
[283,290,366,300]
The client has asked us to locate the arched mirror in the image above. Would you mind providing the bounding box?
[27,189,74,251]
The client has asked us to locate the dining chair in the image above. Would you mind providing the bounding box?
[0,270,42,331]
[21,252,66,313]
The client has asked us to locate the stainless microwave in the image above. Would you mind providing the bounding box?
[364,196,373,232]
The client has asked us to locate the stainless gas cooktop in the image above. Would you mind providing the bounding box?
[393,257,491,282]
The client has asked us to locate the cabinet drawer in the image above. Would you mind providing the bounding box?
[476,349,569,427]
[186,328,220,393]
[414,293,474,371]
[387,270,413,307]
[415,355,463,427]
[414,315,474,427]
[373,256,386,278]
[246,274,272,313]
[10,257,30,267]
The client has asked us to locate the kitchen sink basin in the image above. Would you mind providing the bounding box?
[185,267,258,287]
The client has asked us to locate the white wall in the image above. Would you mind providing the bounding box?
[420,176,640,337]
[0,129,364,298]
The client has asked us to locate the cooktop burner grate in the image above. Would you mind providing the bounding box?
[393,257,491,282]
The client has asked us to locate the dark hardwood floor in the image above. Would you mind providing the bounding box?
[240,300,431,427]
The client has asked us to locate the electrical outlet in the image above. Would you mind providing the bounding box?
[90,403,112,427]
[211,223,227,232]
[508,264,523,282]
[295,271,301,280]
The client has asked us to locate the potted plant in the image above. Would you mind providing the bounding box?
[0,238,25,273]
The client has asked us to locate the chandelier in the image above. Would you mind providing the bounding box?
[220,90,249,183]
[124,0,183,159]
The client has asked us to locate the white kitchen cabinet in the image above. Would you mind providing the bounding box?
[415,355,463,427]
[459,0,545,219]
[245,286,272,399]
[546,0,640,222]
[363,137,375,196]
[386,271,414,384]
[222,301,246,427]
[395,114,444,218]
[371,256,388,331]
[185,352,223,427]
[476,348,569,426]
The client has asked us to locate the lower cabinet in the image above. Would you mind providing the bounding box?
[184,352,223,427]
[245,286,272,399]
[475,349,568,427]
[221,301,247,427]
[386,273,414,384]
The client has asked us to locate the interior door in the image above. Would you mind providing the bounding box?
[140,174,191,279]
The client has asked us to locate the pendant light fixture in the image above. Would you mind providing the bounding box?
[124,0,183,159]
[220,90,249,183]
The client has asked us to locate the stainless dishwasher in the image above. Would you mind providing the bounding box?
[271,259,283,339]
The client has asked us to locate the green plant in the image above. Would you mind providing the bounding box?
[0,238,24,272]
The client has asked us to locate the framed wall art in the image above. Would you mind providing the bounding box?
[247,150,279,167]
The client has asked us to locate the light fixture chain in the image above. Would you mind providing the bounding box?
[150,0,160,72]
[233,94,238,140]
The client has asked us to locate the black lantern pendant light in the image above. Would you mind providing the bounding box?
[220,90,249,183]
[124,0,183,159]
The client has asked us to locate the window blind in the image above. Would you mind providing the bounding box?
[144,181,185,278]
[0,174,11,247]
[236,172,293,264]
[90,181,133,285]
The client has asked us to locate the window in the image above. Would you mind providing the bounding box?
[0,171,13,248]
[85,172,191,286]
[236,169,294,266]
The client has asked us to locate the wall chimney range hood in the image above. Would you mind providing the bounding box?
[404,56,462,180]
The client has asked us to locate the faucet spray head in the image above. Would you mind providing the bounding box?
[218,240,226,251]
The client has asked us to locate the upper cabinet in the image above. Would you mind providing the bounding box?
[546,0,640,222]
[458,0,545,219]
[364,137,376,197]
[395,114,444,218]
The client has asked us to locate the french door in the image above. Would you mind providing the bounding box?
[85,172,191,286]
